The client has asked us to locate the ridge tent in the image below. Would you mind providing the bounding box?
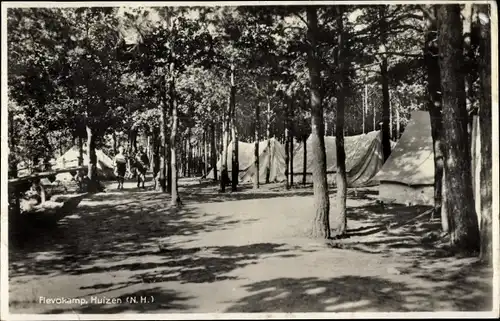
[53,146,116,181]
[292,130,384,187]
[240,138,287,183]
[372,110,480,208]
[206,138,287,183]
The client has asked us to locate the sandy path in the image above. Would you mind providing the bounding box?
[8,179,493,314]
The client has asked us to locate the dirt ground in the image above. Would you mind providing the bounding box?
[8,177,494,314]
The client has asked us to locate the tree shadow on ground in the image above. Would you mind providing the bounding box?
[179,180,378,204]
[225,273,492,313]
[324,202,494,312]
[8,189,260,278]
[329,203,448,258]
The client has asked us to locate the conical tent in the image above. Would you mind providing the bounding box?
[53,146,116,181]
[206,138,287,183]
[372,110,480,206]
[292,130,384,187]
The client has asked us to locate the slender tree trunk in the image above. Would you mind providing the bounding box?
[302,135,307,185]
[230,63,238,192]
[477,4,492,264]
[285,95,291,189]
[373,98,376,131]
[379,6,392,161]
[265,91,272,184]
[389,90,393,140]
[8,111,18,178]
[203,130,208,177]
[169,68,180,206]
[254,102,260,189]
[210,122,217,181]
[290,96,295,187]
[221,95,231,193]
[332,6,347,237]
[396,107,400,139]
[166,138,172,193]
[363,85,367,134]
[437,4,480,254]
[307,7,331,239]
[86,125,99,193]
[159,76,168,192]
[132,130,138,154]
[78,136,84,167]
[424,7,447,230]
[112,132,117,155]
[150,130,156,170]
[188,128,193,177]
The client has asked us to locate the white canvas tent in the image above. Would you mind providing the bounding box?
[206,138,287,183]
[53,146,116,181]
[292,130,384,187]
[372,110,481,208]
[371,111,434,205]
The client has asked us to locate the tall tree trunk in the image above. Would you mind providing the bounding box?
[265,90,272,184]
[221,95,231,192]
[188,128,193,177]
[78,136,84,167]
[290,101,295,187]
[373,98,376,131]
[132,130,138,154]
[146,134,151,168]
[477,4,492,264]
[302,135,307,185]
[254,102,260,189]
[112,132,117,155]
[285,95,291,189]
[8,111,18,178]
[463,4,477,150]
[307,7,331,239]
[379,6,392,161]
[396,107,400,139]
[169,68,180,206]
[363,85,367,134]
[159,76,168,192]
[424,7,447,230]
[230,63,238,192]
[166,138,172,193]
[86,125,98,193]
[203,130,208,177]
[150,129,157,170]
[437,4,480,254]
[332,6,347,237]
[210,122,217,181]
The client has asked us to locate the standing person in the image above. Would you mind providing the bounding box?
[135,146,149,189]
[114,146,127,190]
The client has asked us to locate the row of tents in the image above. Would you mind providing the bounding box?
[51,110,481,209]
[206,129,385,188]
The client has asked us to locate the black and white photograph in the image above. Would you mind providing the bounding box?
[1,1,498,319]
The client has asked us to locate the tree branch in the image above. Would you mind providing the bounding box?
[294,11,310,29]
[384,51,422,58]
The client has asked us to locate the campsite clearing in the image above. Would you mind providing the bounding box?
[8,178,493,313]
